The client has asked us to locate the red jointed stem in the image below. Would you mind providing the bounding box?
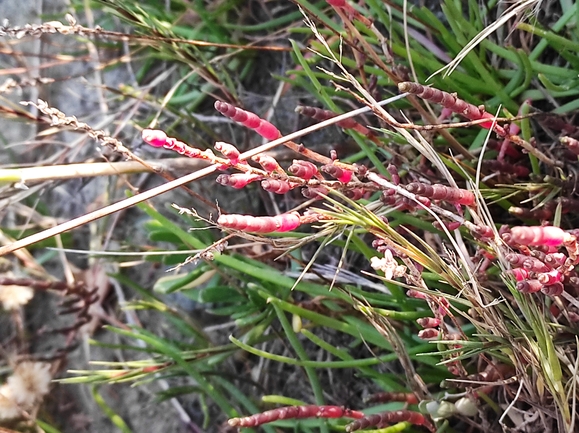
[397,82,504,134]
[405,182,475,206]
[510,226,569,247]
[345,410,431,432]
[228,405,365,427]
[214,101,281,140]
[217,212,302,233]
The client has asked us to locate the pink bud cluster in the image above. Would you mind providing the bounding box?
[502,226,578,297]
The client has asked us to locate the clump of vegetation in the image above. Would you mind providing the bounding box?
[1,0,579,432]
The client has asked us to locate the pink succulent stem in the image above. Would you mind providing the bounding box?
[261,179,295,194]
[214,101,281,140]
[216,173,262,189]
[398,82,505,134]
[510,226,569,247]
[405,182,475,206]
[217,212,301,233]
[214,141,241,164]
[142,129,204,159]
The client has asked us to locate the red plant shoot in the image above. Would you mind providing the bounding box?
[218,212,301,233]
[345,410,431,432]
[228,405,365,427]
[214,101,281,140]
[398,82,504,133]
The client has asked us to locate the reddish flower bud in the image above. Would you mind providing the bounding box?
[506,253,549,272]
[507,268,531,281]
[321,164,353,182]
[217,212,301,233]
[406,182,475,206]
[510,226,568,247]
[561,136,579,155]
[142,129,203,158]
[344,188,365,200]
[419,327,442,340]
[228,405,364,427]
[516,279,543,294]
[416,317,441,328]
[142,128,168,147]
[386,164,400,185]
[406,289,427,300]
[261,179,294,194]
[545,253,566,268]
[537,270,563,285]
[255,120,281,140]
[288,160,318,180]
[214,101,281,139]
[302,186,329,199]
[216,173,262,189]
[252,154,283,173]
[542,282,564,296]
[214,141,240,164]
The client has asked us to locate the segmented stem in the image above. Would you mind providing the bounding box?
[228,405,365,427]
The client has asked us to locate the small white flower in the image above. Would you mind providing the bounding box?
[370,250,406,280]
[0,384,20,420]
[0,283,34,310]
[7,362,52,407]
